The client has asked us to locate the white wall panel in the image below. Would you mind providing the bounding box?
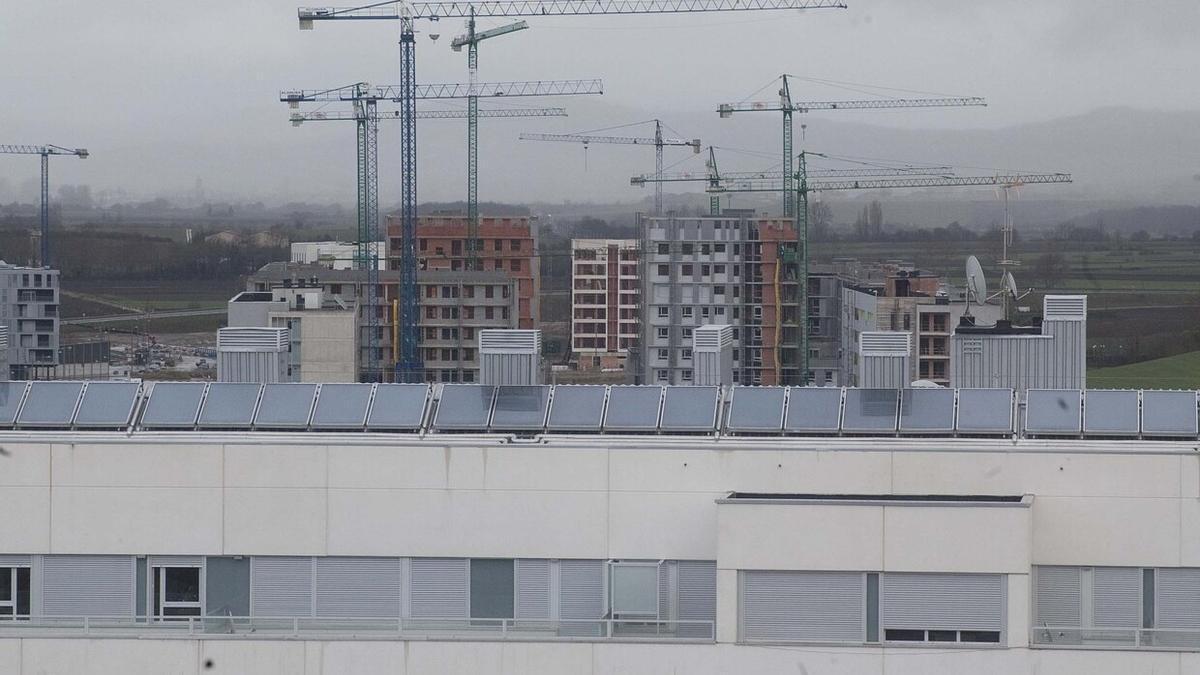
[1033,497,1181,567]
[51,487,222,554]
[718,503,883,572]
[224,489,327,556]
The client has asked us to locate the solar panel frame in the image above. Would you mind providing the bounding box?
[0,381,30,427]
[17,381,84,427]
[310,383,374,430]
[954,388,1015,435]
[365,383,430,431]
[1024,389,1082,435]
[139,382,207,429]
[898,387,956,434]
[431,384,496,431]
[253,383,319,429]
[783,387,843,433]
[73,381,141,428]
[841,388,900,434]
[660,386,720,433]
[724,386,786,433]
[603,385,664,432]
[1083,389,1140,436]
[489,385,552,431]
[544,384,607,432]
[1141,390,1199,437]
[196,383,263,429]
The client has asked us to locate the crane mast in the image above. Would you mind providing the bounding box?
[0,145,88,268]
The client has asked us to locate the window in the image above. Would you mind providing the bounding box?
[716,307,725,316]
[510,259,520,273]
[657,243,669,255]
[419,239,428,251]
[714,285,725,296]
[682,328,693,339]
[657,348,669,360]
[681,369,693,381]
[657,264,669,277]
[425,286,436,298]
[714,243,726,253]
[656,328,669,339]
[681,243,693,256]
[464,286,475,298]
[682,348,692,361]
[681,264,693,276]
[682,307,693,318]
[655,369,669,382]
[702,307,710,318]
[658,307,669,318]
[485,307,495,320]
[701,265,710,276]
[0,566,31,617]
[151,565,202,619]
[485,286,495,299]
[714,264,725,274]
[494,239,503,251]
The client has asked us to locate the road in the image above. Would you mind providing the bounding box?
[62,307,226,325]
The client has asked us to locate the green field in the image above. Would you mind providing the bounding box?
[1088,351,1200,390]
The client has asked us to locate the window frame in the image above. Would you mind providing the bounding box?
[150,563,204,620]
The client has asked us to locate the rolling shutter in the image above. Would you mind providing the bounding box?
[741,571,864,643]
[1035,566,1082,627]
[1156,568,1200,628]
[515,559,552,620]
[559,559,605,636]
[409,558,468,619]
[41,555,134,617]
[677,561,716,638]
[315,557,400,618]
[0,555,32,567]
[251,556,313,617]
[1093,567,1141,628]
[880,573,1004,632]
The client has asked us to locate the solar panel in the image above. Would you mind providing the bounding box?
[310,384,373,429]
[0,381,29,426]
[955,388,1014,434]
[140,382,207,428]
[898,388,955,433]
[841,388,899,433]
[73,381,140,428]
[724,386,786,433]
[1025,389,1082,435]
[17,381,84,427]
[545,385,607,431]
[254,384,318,429]
[1083,389,1140,436]
[660,386,719,432]
[490,385,551,431]
[432,384,495,431]
[1141,390,1198,437]
[197,383,262,428]
[365,384,429,431]
[783,387,842,433]
[603,386,663,432]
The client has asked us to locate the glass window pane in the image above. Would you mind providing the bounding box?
[725,387,786,433]
[469,559,514,619]
[611,564,658,615]
[74,382,140,427]
[164,567,200,603]
[198,383,262,428]
[17,381,83,427]
[604,386,663,431]
[0,568,10,602]
[16,568,29,616]
[546,385,607,431]
[140,382,206,428]
[162,606,202,617]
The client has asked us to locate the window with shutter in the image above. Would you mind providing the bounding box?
[409,558,468,619]
[559,559,605,637]
[41,555,135,618]
[741,571,864,643]
[879,573,1004,644]
[315,557,400,618]
[251,557,313,618]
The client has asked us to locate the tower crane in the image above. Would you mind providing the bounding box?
[717,74,986,217]
[452,11,529,270]
[294,0,845,379]
[521,120,701,215]
[630,147,954,215]
[284,79,601,380]
[0,145,88,267]
[710,150,1072,384]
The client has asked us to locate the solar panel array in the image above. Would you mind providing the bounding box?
[0,381,1198,439]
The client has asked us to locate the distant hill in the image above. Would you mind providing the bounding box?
[1062,205,1200,236]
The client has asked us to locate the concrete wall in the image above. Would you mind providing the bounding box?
[3,638,1200,675]
[273,311,357,383]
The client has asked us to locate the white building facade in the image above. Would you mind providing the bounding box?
[0,380,1198,674]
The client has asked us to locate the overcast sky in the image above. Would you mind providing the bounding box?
[2,0,1198,205]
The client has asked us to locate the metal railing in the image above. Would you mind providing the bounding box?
[0,616,714,642]
[1032,626,1200,650]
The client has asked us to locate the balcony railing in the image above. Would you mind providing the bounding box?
[1032,626,1200,650]
[0,616,715,642]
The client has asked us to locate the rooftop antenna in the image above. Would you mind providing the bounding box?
[997,181,1022,320]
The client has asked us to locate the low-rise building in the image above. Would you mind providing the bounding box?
[228,289,358,383]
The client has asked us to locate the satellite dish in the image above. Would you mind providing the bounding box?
[1004,271,1019,298]
[965,255,987,305]
[910,379,943,388]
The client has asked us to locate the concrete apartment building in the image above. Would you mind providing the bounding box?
[3,380,1200,674]
[227,288,358,382]
[637,211,834,386]
[247,262,517,383]
[571,238,639,370]
[840,263,1004,386]
[290,241,387,270]
[0,262,59,379]
[388,214,540,328]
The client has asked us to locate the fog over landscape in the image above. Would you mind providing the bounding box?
[2,0,1198,208]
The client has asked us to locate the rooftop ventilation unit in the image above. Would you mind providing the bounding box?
[217,327,290,383]
[479,329,542,385]
[1043,295,1087,322]
[693,324,734,387]
[218,327,289,352]
[860,331,912,358]
[859,331,912,388]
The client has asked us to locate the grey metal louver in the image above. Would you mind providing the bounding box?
[515,559,553,620]
[409,558,469,619]
[41,555,134,617]
[251,556,313,617]
[741,570,864,643]
[559,559,605,636]
[1035,566,1082,628]
[677,561,716,638]
[880,573,1004,633]
[1155,568,1200,629]
[1093,566,1141,628]
[314,557,400,618]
